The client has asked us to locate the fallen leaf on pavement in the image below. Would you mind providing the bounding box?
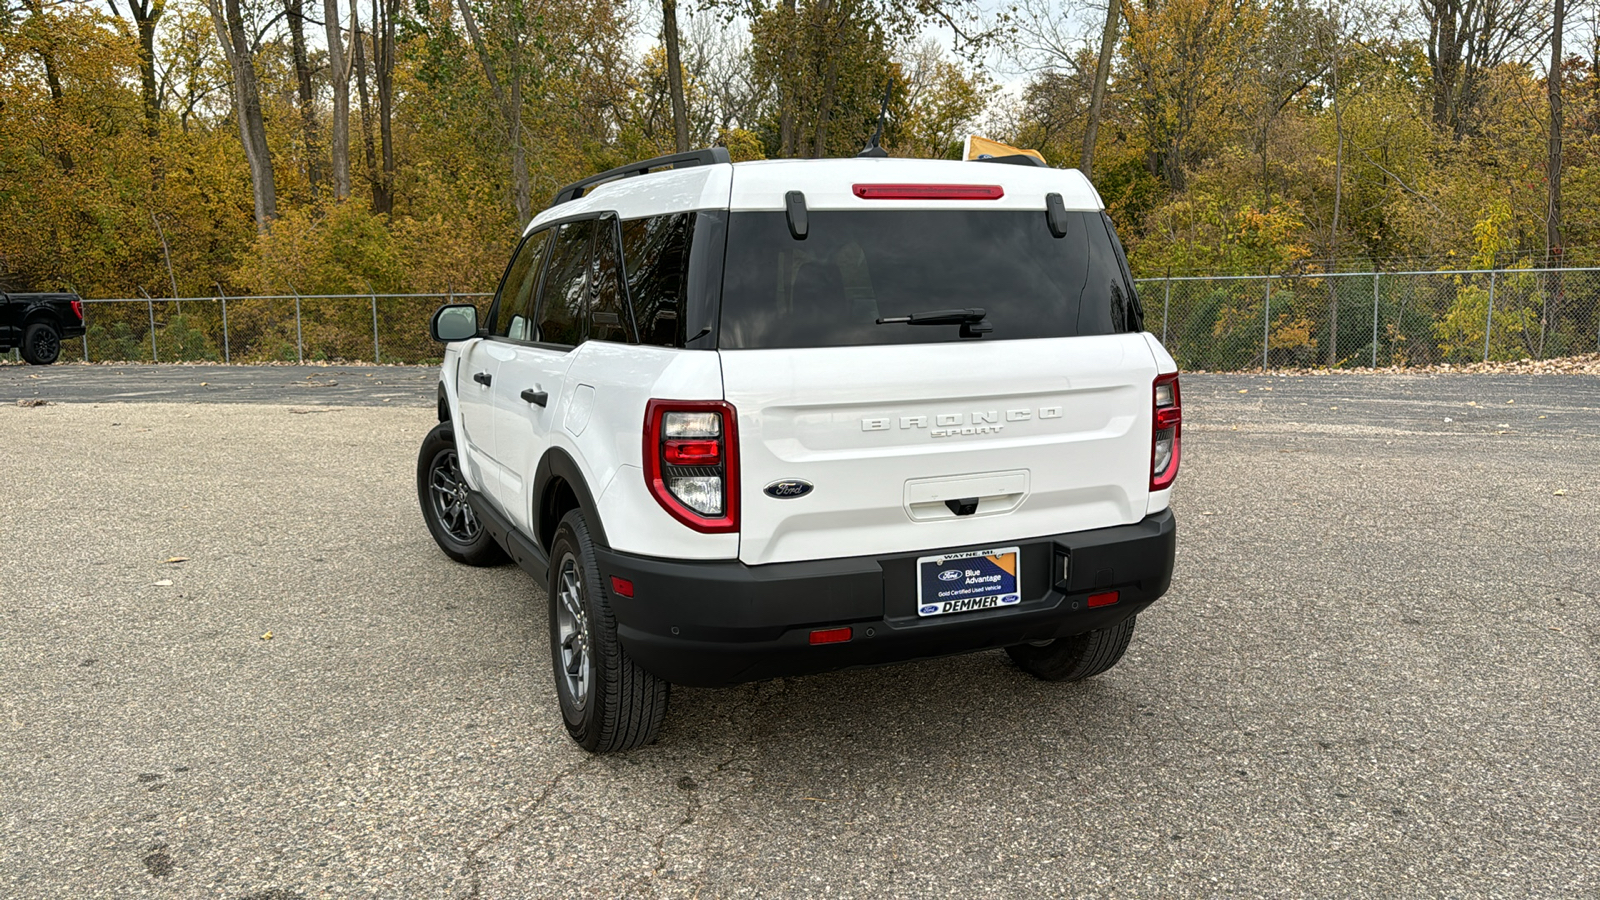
[164,557,189,564]
[261,631,273,641]
[153,579,173,586]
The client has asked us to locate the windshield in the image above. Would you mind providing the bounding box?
[716,209,1141,349]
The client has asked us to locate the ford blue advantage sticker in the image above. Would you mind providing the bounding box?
[915,547,1021,617]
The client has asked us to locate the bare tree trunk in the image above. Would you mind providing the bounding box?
[456,0,530,223]
[507,18,529,221]
[23,0,73,170]
[285,0,321,189]
[663,0,689,152]
[811,0,841,158]
[372,0,395,214]
[130,0,165,137]
[1545,0,1564,355]
[352,6,381,211]
[1081,0,1120,175]
[778,0,797,156]
[324,0,352,200]
[208,0,277,230]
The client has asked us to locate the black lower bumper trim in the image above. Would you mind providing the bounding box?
[597,509,1176,687]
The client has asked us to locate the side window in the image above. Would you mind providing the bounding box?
[620,213,693,347]
[490,230,551,339]
[589,217,632,344]
[535,219,595,346]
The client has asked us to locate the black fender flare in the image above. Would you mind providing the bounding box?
[533,447,609,551]
[436,382,450,422]
[23,310,62,331]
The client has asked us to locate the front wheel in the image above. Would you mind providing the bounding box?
[1006,616,1137,682]
[21,322,61,365]
[549,510,669,752]
[416,423,506,566]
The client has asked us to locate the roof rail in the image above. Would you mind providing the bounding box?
[973,153,1049,168]
[549,147,733,207]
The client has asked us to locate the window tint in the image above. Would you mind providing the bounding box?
[490,229,550,340]
[589,218,632,344]
[717,210,1141,349]
[620,213,693,347]
[536,219,595,346]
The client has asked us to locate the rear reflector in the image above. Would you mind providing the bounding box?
[809,626,852,645]
[609,576,634,598]
[852,184,1004,201]
[1086,591,1120,608]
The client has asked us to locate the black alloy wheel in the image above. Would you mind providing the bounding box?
[416,423,506,566]
[22,322,61,365]
[547,509,669,752]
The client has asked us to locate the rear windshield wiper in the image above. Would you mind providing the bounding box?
[876,307,992,337]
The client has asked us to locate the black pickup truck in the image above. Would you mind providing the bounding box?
[1,293,85,365]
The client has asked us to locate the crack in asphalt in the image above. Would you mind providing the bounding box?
[464,756,593,899]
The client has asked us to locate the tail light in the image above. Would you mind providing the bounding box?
[70,299,83,320]
[643,399,739,533]
[1151,373,1181,491]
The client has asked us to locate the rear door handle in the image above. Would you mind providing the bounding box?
[521,388,548,407]
[473,371,492,386]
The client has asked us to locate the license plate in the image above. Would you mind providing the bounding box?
[916,547,1021,617]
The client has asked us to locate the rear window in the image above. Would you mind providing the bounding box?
[717,210,1141,349]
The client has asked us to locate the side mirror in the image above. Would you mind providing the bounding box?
[430,304,479,342]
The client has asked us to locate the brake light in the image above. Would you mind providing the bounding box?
[643,400,739,533]
[852,184,1004,201]
[70,299,83,320]
[1151,373,1181,491]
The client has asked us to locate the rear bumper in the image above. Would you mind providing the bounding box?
[596,509,1176,687]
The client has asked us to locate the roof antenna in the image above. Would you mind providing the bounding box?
[857,80,892,158]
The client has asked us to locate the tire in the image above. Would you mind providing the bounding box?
[1006,616,1137,682]
[417,423,506,566]
[21,322,61,365]
[548,509,669,752]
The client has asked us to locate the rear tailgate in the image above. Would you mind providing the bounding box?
[722,333,1156,565]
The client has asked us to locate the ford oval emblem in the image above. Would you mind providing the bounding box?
[938,569,963,582]
[919,605,940,615]
[763,479,814,499]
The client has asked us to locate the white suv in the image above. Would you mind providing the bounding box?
[419,148,1181,752]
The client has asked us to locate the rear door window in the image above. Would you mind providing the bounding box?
[717,209,1140,349]
[535,219,596,346]
[589,217,632,344]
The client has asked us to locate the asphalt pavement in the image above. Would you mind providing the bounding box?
[2,366,1597,897]
[0,363,436,406]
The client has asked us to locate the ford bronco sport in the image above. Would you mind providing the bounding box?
[418,148,1180,752]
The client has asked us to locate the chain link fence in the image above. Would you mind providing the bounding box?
[11,269,1600,368]
[7,292,492,365]
[1136,268,1600,370]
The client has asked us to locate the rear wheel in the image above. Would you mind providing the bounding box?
[1006,616,1137,682]
[417,423,506,566]
[21,322,61,365]
[548,510,668,752]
